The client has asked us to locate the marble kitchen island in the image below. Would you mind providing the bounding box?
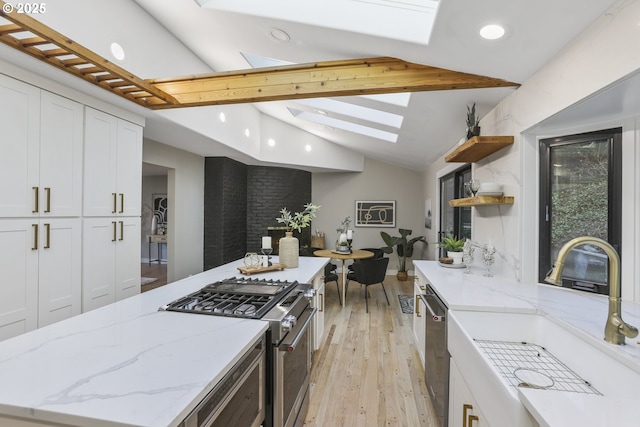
[0,256,327,427]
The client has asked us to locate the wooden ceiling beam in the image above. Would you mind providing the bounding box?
[146,57,519,109]
[0,4,519,111]
[0,0,179,107]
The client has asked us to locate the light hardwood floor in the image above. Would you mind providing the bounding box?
[140,262,168,292]
[305,275,438,427]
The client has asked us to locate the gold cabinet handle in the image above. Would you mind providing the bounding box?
[420,285,426,291]
[44,187,51,213]
[468,415,479,427]
[119,221,124,241]
[463,404,473,427]
[32,224,38,250]
[44,223,50,249]
[112,193,117,214]
[415,296,421,317]
[319,293,324,312]
[32,187,39,213]
[112,221,117,242]
[119,193,124,214]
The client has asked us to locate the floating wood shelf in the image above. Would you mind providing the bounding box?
[445,136,514,163]
[449,196,514,207]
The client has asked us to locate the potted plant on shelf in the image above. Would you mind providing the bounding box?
[438,235,466,264]
[276,203,320,268]
[380,228,427,281]
[466,102,481,140]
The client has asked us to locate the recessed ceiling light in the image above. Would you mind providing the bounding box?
[244,128,251,138]
[110,42,125,61]
[316,109,328,115]
[305,144,312,152]
[267,138,276,147]
[219,112,226,123]
[269,28,291,42]
[480,24,505,40]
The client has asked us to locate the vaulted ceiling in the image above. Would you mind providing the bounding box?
[0,0,618,170]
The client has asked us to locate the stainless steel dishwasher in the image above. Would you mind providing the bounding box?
[423,283,449,427]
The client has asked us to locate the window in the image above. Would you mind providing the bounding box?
[538,128,622,294]
[439,165,471,256]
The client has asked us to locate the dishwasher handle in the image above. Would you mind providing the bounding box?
[424,298,444,322]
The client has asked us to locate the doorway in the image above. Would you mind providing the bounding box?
[141,162,169,291]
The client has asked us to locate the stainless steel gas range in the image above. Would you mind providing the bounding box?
[161,277,316,427]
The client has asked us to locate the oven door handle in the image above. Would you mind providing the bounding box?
[279,307,317,353]
[424,297,444,322]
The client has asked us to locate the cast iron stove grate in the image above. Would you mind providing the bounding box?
[159,277,299,319]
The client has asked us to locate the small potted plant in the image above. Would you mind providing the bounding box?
[466,102,481,140]
[380,228,427,281]
[439,236,466,264]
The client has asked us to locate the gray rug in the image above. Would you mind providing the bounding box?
[141,277,158,286]
[398,295,414,314]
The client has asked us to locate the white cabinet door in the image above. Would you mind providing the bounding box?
[312,274,325,351]
[116,217,141,300]
[413,276,426,369]
[82,218,117,311]
[116,120,142,217]
[39,91,83,217]
[83,108,142,217]
[449,358,488,427]
[0,75,40,217]
[37,218,81,327]
[0,220,38,340]
[83,108,118,217]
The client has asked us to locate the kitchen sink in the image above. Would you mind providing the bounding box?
[448,310,640,426]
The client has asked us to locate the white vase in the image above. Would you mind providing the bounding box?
[448,251,464,265]
[279,231,299,268]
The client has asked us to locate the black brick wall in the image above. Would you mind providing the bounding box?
[204,157,247,270]
[204,158,311,269]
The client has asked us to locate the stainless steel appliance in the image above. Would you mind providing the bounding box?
[423,283,449,427]
[180,336,266,427]
[161,277,316,427]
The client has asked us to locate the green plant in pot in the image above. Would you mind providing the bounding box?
[380,228,427,281]
[439,235,466,265]
[466,102,481,140]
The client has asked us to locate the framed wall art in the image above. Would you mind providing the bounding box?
[355,200,396,227]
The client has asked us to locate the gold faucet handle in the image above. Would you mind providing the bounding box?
[620,322,639,339]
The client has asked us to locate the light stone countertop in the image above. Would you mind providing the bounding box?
[414,260,640,427]
[0,256,327,427]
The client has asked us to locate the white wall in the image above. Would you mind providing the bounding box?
[312,157,427,273]
[423,0,640,301]
[142,139,204,282]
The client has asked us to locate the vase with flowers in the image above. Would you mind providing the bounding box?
[335,216,353,253]
[275,203,320,268]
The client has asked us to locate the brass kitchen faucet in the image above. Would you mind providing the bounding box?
[545,236,638,345]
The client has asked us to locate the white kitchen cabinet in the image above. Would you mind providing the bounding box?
[413,274,427,369]
[0,77,83,218]
[82,217,141,312]
[312,273,325,351]
[0,218,81,340]
[39,91,84,217]
[449,357,487,427]
[37,218,82,327]
[83,108,142,217]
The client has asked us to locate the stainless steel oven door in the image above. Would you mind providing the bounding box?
[182,336,265,427]
[273,305,316,427]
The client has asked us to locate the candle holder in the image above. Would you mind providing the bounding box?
[261,247,273,266]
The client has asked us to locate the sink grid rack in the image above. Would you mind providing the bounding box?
[474,339,602,395]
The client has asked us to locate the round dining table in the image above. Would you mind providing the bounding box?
[314,249,374,306]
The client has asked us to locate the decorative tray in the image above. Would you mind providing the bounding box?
[237,263,286,275]
[437,262,466,269]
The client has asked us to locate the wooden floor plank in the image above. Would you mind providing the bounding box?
[306,275,438,427]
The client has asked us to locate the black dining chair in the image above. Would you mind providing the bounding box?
[347,256,390,312]
[346,247,384,285]
[323,262,341,305]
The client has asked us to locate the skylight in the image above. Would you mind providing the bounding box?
[197,0,440,45]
